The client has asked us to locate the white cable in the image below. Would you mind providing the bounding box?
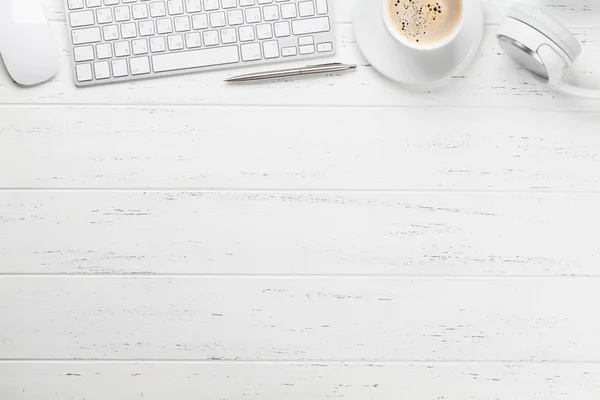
[487,0,505,20]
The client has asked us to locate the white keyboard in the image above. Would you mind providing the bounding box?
[64,0,335,86]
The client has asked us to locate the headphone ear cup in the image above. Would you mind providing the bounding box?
[507,3,581,61]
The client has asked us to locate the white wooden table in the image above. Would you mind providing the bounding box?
[2,0,600,398]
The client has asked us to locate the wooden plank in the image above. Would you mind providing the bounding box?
[2,361,600,400]
[2,24,600,109]
[1,192,599,276]
[2,107,600,190]
[45,0,600,27]
[1,277,599,360]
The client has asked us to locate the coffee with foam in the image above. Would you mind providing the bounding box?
[386,0,463,46]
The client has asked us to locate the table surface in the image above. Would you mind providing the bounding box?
[2,0,600,398]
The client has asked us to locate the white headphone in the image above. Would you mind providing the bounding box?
[497,3,600,98]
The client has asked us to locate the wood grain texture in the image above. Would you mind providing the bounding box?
[2,277,600,360]
[2,361,600,400]
[1,191,599,275]
[2,24,600,109]
[2,107,600,190]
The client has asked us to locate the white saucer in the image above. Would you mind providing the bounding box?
[353,0,484,85]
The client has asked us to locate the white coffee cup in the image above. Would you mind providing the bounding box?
[381,0,465,51]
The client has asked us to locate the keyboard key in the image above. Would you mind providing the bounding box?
[94,61,111,79]
[68,0,85,10]
[256,23,272,39]
[203,0,219,10]
[168,0,185,14]
[221,0,237,8]
[291,16,329,35]
[185,0,202,12]
[157,18,174,33]
[96,8,114,24]
[298,1,315,17]
[192,14,209,29]
[220,27,237,43]
[168,34,185,50]
[132,38,149,54]
[240,42,261,61]
[152,45,239,72]
[316,41,332,52]
[210,11,226,27]
[175,16,192,31]
[74,45,95,62]
[150,36,167,52]
[280,3,296,19]
[76,63,93,81]
[96,43,113,58]
[262,40,279,58]
[114,41,131,56]
[112,59,129,77]
[185,32,202,48]
[258,0,272,4]
[273,21,289,37]
[139,20,156,36]
[228,9,244,25]
[299,44,314,54]
[121,22,137,38]
[132,4,149,19]
[263,5,279,21]
[122,0,137,3]
[281,46,297,56]
[72,27,102,45]
[86,0,102,7]
[298,35,313,45]
[245,7,261,23]
[150,1,167,17]
[102,24,119,40]
[239,0,254,6]
[69,10,95,27]
[315,0,328,14]
[114,6,131,21]
[130,56,151,75]
[238,25,254,41]
[104,0,119,5]
[202,30,220,46]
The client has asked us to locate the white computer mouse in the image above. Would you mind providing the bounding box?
[0,0,59,86]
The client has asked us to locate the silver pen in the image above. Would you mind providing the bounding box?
[224,62,357,82]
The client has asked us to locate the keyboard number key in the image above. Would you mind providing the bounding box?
[96,43,113,59]
[185,32,202,48]
[112,59,129,77]
[150,37,167,52]
[262,40,279,59]
[129,56,151,75]
[238,25,254,42]
[273,21,289,37]
[94,61,111,80]
[132,38,149,54]
[192,14,209,29]
[74,46,95,62]
[185,0,202,12]
[76,63,93,82]
[102,24,119,40]
[317,41,332,52]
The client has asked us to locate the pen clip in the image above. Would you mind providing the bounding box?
[305,62,343,67]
